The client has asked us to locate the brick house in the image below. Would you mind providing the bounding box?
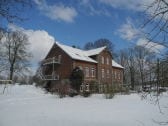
[39,42,124,91]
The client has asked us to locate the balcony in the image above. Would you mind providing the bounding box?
[42,74,59,80]
[41,56,61,65]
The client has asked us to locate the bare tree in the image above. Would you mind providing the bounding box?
[143,0,168,48]
[134,46,155,88]
[117,48,137,89]
[0,0,32,23]
[84,38,115,56]
[117,46,157,90]
[1,31,31,80]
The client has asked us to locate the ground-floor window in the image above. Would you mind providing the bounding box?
[102,69,105,78]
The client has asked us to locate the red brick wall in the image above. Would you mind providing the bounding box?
[45,44,73,80]
[97,49,112,84]
[73,60,97,82]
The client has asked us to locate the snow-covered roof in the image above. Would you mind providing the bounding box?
[85,46,106,56]
[56,42,97,63]
[112,60,124,69]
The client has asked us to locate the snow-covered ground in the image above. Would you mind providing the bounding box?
[0,84,168,126]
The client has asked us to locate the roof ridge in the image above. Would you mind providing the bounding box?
[85,46,106,56]
[84,46,106,52]
[56,41,85,52]
[55,41,97,63]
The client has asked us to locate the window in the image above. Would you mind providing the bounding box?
[106,57,109,65]
[99,84,104,93]
[102,69,105,78]
[91,68,95,77]
[85,84,90,92]
[58,55,61,61]
[78,66,83,70]
[85,67,89,77]
[107,69,110,78]
[118,72,121,79]
[101,56,104,64]
[114,71,117,79]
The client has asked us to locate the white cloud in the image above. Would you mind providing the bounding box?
[8,24,54,68]
[34,0,77,23]
[99,0,154,11]
[117,18,165,53]
[137,38,165,53]
[79,0,110,16]
[117,18,140,41]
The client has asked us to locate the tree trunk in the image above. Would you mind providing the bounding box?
[9,65,14,80]
[157,59,160,94]
[130,67,135,90]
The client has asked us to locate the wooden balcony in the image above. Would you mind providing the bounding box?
[41,56,61,65]
[42,74,59,80]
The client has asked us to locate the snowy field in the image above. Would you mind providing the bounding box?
[0,84,168,126]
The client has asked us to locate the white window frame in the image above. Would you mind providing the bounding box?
[91,68,95,77]
[85,67,89,77]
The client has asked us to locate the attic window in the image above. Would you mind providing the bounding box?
[101,56,104,64]
[106,57,109,65]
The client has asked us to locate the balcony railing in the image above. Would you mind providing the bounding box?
[41,56,61,65]
[42,74,59,80]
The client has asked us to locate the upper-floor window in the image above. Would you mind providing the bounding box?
[107,69,110,78]
[118,72,121,80]
[101,56,104,64]
[114,71,117,79]
[106,57,109,65]
[91,68,95,77]
[78,66,83,70]
[85,67,89,77]
[102,69,105,78]
[56,55,61,63]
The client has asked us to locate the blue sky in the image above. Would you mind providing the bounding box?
[5,0,166,72]
[10,0,145,50]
